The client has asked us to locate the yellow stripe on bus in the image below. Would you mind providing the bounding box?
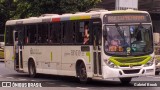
[70,16,91,20]
[86,52,91,63]
[12,56,14,60]
[50,52,53,61]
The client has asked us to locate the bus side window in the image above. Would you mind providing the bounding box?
[62,22,74,44]
[50,23,61,44]
[75,21,90,44]
[26,25,37,44]
[37,24,49,44]
[5,26,14,45]
[25,36,29,44]
[83,23,89,44]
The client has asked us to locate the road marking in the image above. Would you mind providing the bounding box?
[76,87,88,90]
[31,80,36,81]
[18,78,27,81]
[6,77,14,79]
[60,85,70,87]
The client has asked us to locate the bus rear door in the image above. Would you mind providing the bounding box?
[13,26,24,71]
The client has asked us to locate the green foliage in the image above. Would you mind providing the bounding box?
[2,0,101,18]
[0,0,16,33]
[0,0,101,34]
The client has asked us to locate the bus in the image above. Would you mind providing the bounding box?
[5,9,155,84]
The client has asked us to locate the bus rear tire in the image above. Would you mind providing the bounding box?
[28,60,36,78]
[120,77,132,84]
[77,62,88,84]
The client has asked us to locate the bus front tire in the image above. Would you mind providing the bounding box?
[120,77,132,84]
[77,62,88,84]
[28,60,36,78]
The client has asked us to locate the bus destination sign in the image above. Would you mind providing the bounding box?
[103,14,151,24]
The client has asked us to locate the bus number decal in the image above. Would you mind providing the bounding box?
[71,50,81,56]
[30,48,42,55]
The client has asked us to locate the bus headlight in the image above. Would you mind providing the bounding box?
[144,58,154,67]
[104,60,116,68]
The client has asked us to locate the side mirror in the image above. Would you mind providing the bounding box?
[153,33,160,45]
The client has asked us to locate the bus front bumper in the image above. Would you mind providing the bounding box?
[102,64,155,79]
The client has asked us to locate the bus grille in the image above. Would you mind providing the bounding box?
[123,69,140,74]
[120,64,141,67]
[116,58,146,63]
[109,55,151,67]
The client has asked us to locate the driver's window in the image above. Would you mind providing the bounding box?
[130,25,150,52]
[105,26,122,52]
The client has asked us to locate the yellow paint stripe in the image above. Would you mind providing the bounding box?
[70,15,91,20]
[86,52,91,63]
[12,56,14,60]
[50,52,53,61]
[80,16,91,19]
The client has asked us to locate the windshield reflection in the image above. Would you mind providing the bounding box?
[104,24,153,56]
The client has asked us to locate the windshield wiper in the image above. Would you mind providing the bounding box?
[115,24,126,44]
[134,23,144,38]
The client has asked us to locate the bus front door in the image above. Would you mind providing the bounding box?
[92,21,102,76]
[13,27,24,71]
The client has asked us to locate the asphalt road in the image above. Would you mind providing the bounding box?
[0,61,160,90]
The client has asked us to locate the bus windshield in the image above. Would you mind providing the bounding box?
[104,24,153,56]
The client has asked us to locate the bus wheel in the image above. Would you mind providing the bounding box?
[78,62,88,83]
[120,77,132,84]
[28,60,36,78]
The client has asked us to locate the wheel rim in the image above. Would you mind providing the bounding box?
[79,63,87,81]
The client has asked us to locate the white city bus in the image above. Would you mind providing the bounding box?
[5,9,155,84]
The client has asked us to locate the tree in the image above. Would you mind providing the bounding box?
[0,0,16,33]
[13,0,101,18]
[0,0,101,34]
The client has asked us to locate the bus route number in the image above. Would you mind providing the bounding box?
[71,50,81,56]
